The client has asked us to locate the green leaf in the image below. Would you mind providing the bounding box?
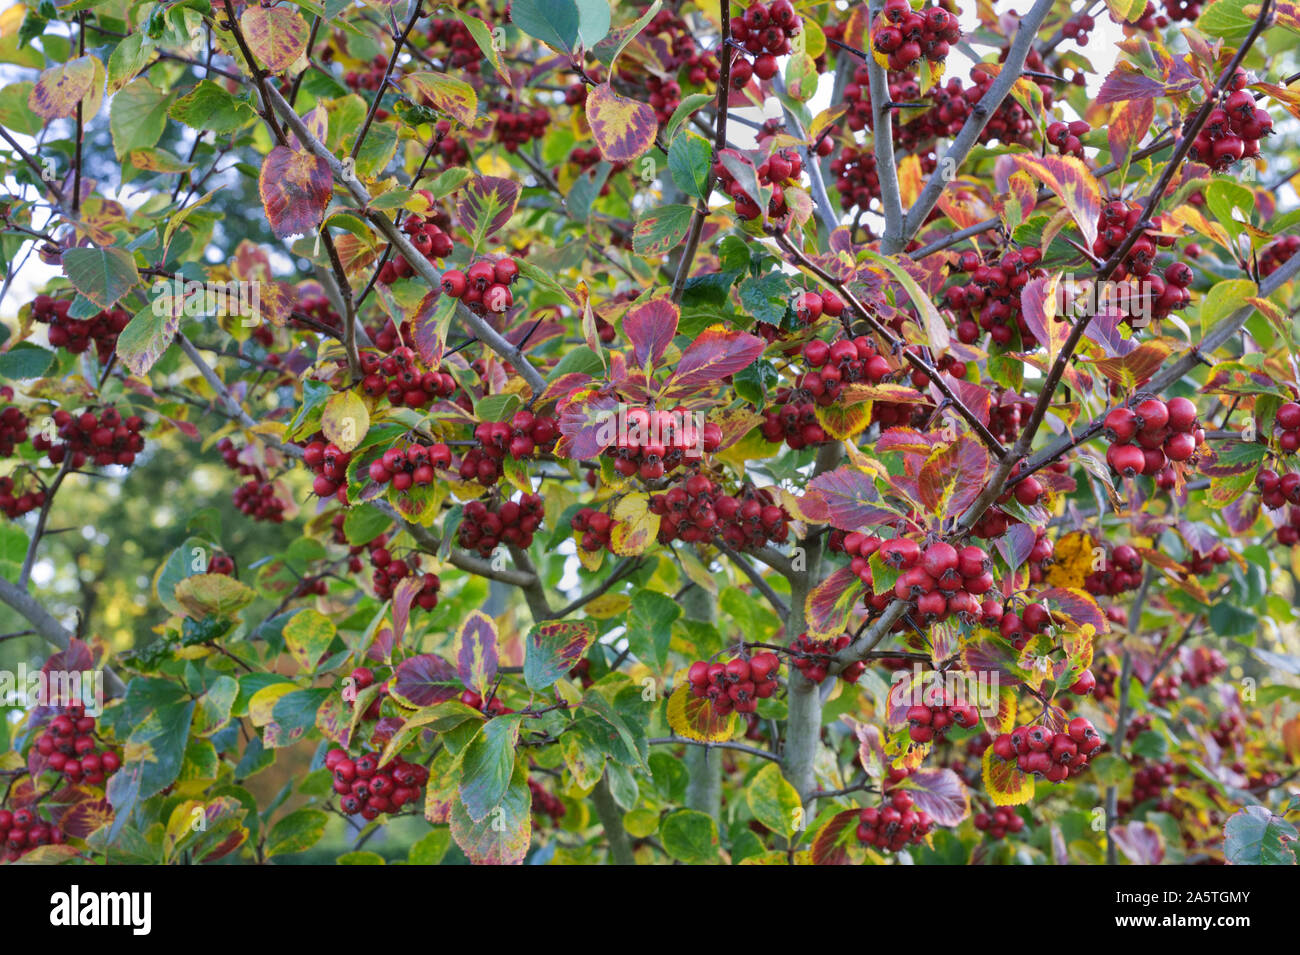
[662,92,712,145]
[1208,600,1256,637]
[283,608,336,674]
[1196,0,1257,40]
[1200,279,1256,335]
[0,342,55,379]
[524,620,598,690]
[574,0,612,49]
[266,808,328,857]
[408,828,451,865]
[746,762,802,839]
[660,809,719,863]
[669,130,711,201]
[738,271,792,326]
[632,203,694,256]
[458,715,522,822]
[168,80,255,133]
[625,589,680,671]
[510,0,580,53]
[1223,805,1298,864]
[61,246,139,309]
[110,78,170,160]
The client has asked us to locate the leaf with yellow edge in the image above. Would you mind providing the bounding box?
[666,683,735,742]
[584,593,630,618]
[29,55,103,120]
[747,762,802,838]
[248,682,297,727]
[322,390,369,453]
[982,743,1035,806]
[610,492,660,555]
[173,573,256,619]
[987,684,1017,734]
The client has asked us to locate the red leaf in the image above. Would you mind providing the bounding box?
[1097,67,1168,104]
[259,146,332,239]
[390,653,459,707]
[805,566,867,634]
[1108,98,1155,166]
[623,297,678,369]
[556,385,621,459]
[901,768,970,826]
[1007,155,1102,250]
[455,176,520,242]
[662,326,765,399]
[807,466,898,531]
[811,809,862,865]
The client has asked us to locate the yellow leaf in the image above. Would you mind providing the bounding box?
[610,492,660,556]
[322,390,369,453]
[584,593,631,618]
[665,683,736,742]
[982,743,1035,807]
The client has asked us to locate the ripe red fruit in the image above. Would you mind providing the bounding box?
[1278,402,1300,431]
[881,537,920,569]
[1107,443,1145,477]
[1069,669,1096,695]
[441,269,467,297]
[1103,407,1137,443]
[920,541,958,579]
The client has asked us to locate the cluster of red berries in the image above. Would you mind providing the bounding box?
[1120,759,1178,814]
[368,536,438,607]
[713,147,803,221]
[32,407,145,469]
[799,335,892,401]
[567,147,625,195]
[457,688,514,716]
[493,103,549,153]
[927,69,1042,150]
[1180,545,1230,578]
[1,804,68,860]
[34,704,120,785]
[1061,12,1097,41]
[1091,200,1178,279]
[1261,235,1300,277]
[687,652,781,716]
[30,295,129,361]
[457,493,545,557]
[0,475,44,519]
[528,779,566,825]
[216,438,287,523]
[292,291,342,333]
[424,16,482,73]
[646,7,720,88]
[343,54,388,93]
[906,699,981,743]
[1255,466,1300,510]
[1273,401,1300,453]
[360,347,458,410]
[841,67,922,136]
[369,441,452,491]
[760,394,826,449]
[856,790,934,854]
[302,437,351,503]
[459,411,559,486]
[649,477,790,549]
[789,632,865,684]
[1275,506,1300,545]
[871,0,961,71]
[378,208,455,285]
[571,508,616,553]
[347,666,387,720]
[1188,72,1271,171]
[974,805,1027,840]
[728,0,801,88]
[1103,396,1203,478]
[327,748,428,819]
[603,406,722,482]
[990,718,1104,783]
[0,390,29,455]
[829,144,885,211]
[1045,119,1091,158]
[439,257,519,314]
[1083,541,1147,597]
[886,540,998,626]
[994,601,1061,652]
[946,247,1046,347]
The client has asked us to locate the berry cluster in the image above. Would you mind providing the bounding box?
[1045,119,1091,158]
[302,437,351,503]
[1255,467,1300,510]
[493,103,549,153]
[603,407,721,481]
[424,16,482,74]
[1083,542,1147,597]
[1276,506,1300,545]
[687,653,781,716]
[458,411,560,486]
[571,507,615,553]
[457,688,514,716]
[990,718,1103,783]
[1091,200,1179,279]
[974,805,1027,840]
[1261,235,1300,277]
[567,146,626,196]
[439,257,520,314]
[34,704,120,785]
[1,805,67,860]
[1061,12,1097,42]
[856,790,934,853]
[887,540,998,626]
[347,666,388,720]
[0,475,45,519]
[871,1,961,71]
[713,147,803,221]
[728,0,802,88]
[1180,545,1230,578]
[649,477,790,549]
[760,394,826,449]
[906,699,981,743]
[30,295,129,361]
[1274,401,1300,453]
[32,407,145,468]
[1188,72,1271,171]
[377,206,454,285]
[232,478,288,523]
[0,390,29,455]
[368,537,438,607]
[529,779,567,826]
[369,441,452,491]
[360,347,458,410]
[327,748,427,820]
[457,494,545,557]
[789,632,865,684]
[946,247,1046,347]
[1103,396,1203,478]
[1120,759,1177,814]
[343,54,388,93]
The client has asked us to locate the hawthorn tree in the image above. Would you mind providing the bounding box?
[1,0,1299,866]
